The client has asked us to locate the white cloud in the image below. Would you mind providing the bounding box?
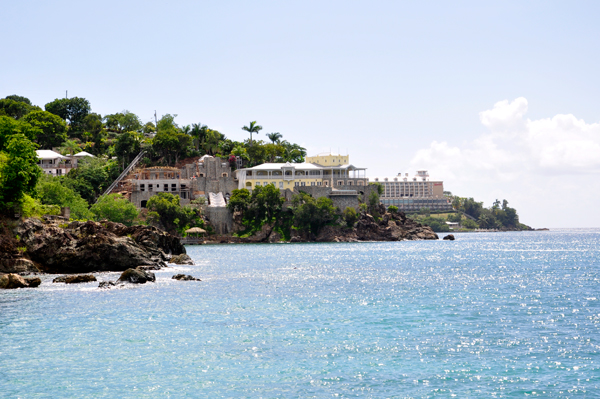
[410,98,600,227]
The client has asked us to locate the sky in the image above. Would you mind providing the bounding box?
[2,0,599,228]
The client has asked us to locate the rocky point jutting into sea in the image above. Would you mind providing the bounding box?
[0,207,437,284]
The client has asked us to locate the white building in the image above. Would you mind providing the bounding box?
[371,170,452,212]
[36,150,94,176]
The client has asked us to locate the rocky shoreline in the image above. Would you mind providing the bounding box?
[206,209,438,244]
[0,210,438,289]
[0,217,186,277]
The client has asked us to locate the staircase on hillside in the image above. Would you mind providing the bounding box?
[96,150,146,203]
[208,192,226,207]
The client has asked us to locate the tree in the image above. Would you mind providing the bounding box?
[4,95,32,106]
[267,132,282,144]
[115,131,141,168]
[280,140,306,163]
[0,99,39,119]
[146,192,201,234]
[388,205,399,214]
[152,129,192,165]
[242,184,285,227]
[190,123,207,151]
[45,97,91,132]
[22,110,68,148]
[343,206,358,228]
[36,175,92,219]
[292,192,338,235]
[242,121,262,145]
[0,134,41,208]
[65,157,118,204]
[227,188,251,214]
[60,139,80,167]
[0,116,40,150]
[90,194,139,226]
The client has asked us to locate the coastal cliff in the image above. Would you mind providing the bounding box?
[1,218,185,275]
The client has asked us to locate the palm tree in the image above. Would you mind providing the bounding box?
[190,123,207,151]
[267,132,282,144]
[242,121,262,145]
[180,125,191,135]
[60,139,80,171]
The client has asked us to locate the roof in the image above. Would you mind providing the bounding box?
[74,151,94,157]
[36,150,65,159]
[241,162,366,171]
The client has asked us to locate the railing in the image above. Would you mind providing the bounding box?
[96,150,146,203]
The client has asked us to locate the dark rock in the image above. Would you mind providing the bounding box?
[170,254,194,265]
[0,273,38,289]
[16,219,184,274]
[23,277,41,287]
[172,274,201,281]
[117,267,156,284]
[0,257,39,275]
[98,281,118,289]
[267,229,282,243]
[53,274,97,284]
[245,223,273,243]
[443,234,455,241]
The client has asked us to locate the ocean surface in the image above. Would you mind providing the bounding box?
[1,229,599,398]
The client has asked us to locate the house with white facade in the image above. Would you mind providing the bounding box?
[36,150,94,176]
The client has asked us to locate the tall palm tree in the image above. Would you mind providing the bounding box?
[242,121,262,145]
[267,132,282,144]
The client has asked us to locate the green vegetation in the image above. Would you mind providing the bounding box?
[291,192,338,235]
[146,193,203,235]
[0,93,308,233]
[407,194,528,231]
[36,175,93,219]
[90,194,139,226]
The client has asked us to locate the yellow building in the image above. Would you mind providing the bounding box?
[236,154,367,190]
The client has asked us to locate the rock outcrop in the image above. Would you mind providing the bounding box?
[14,219,185,274]
[0,273,41,289]
[169,254,194,265]
[172,274,201,281]
[117,267,156,284]
[53,274,97,284]
[443,234,455,241]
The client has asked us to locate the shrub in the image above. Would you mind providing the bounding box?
[90,194,139,226]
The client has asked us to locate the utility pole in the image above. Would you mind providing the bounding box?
[66,90,68,99]
[154,110,158,129]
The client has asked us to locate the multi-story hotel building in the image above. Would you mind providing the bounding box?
[372,170,452,212]
[236,153,368,190]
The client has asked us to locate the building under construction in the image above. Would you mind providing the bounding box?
[108,155,238,208]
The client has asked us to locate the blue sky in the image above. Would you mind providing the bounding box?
[2,1,599,227]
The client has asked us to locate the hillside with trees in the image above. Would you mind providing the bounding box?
[408,194,531,232]
[0,93,307,228]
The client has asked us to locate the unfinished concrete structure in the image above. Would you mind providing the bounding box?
[112,156,238,209]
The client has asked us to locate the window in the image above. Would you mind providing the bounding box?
[149,184,153,192]
[141,200,147,208]
[140,184,145,192]
[171,184,177,191]
[301,182,306,186]
[311,182,315,186]
[164,184,168,191]
[222,173,228,177]
[337,180,344,186]
[256,182,261,186]
[347,181,354,186]
[279,182,283,189]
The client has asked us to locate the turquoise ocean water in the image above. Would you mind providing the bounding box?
[1,229,599,398]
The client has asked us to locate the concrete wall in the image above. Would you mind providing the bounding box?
[205,206,233,235]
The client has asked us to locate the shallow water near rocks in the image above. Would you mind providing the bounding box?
[1,229,599,397]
